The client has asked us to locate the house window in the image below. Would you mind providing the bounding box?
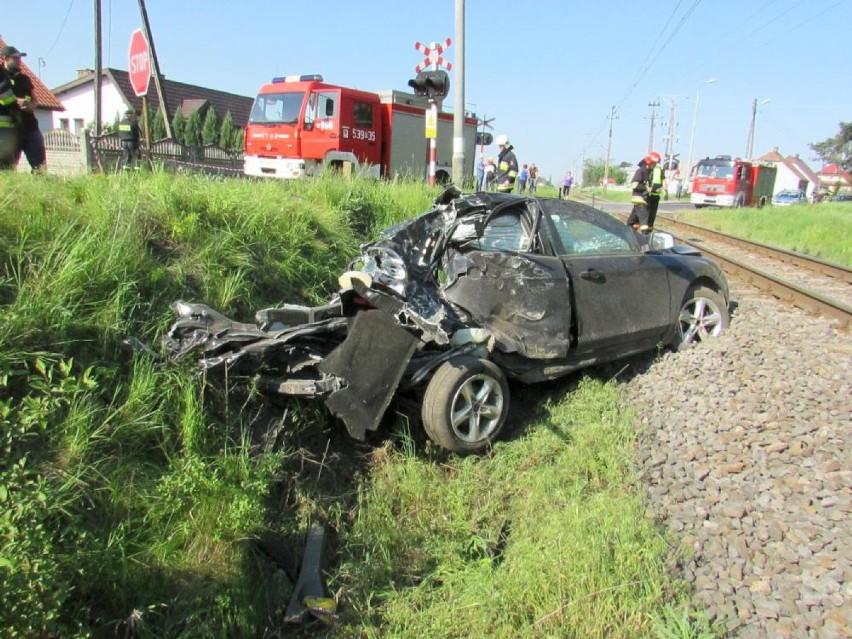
[74,119,85,134]
[59,118,70,131]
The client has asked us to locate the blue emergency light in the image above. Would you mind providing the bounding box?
[271,74,323,83]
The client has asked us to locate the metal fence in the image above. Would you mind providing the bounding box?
[88,132,245,176]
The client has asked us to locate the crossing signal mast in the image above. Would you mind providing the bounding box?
[409,38,452,186]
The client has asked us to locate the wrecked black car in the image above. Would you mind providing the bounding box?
[165,189,730,453]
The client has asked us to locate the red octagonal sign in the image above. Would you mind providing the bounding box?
[128,29,151,97]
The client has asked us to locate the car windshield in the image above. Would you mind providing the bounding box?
[249,91,305,125]
[696,163,734,179]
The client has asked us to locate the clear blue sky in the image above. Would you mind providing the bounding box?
[5,0,850,182]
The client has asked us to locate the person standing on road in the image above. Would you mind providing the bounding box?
[528,163,539,194]
[562,171,574,198]
[517,163,529,193]
[494,134,518,193]
[626,155,652,231]
[118,109,142,170]
[1,45,46,172]
[646,150,665,229]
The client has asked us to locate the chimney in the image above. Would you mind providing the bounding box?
[76,69,95,79]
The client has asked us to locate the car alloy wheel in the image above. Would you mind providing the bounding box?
[421,356,510,454]
[678,286,730,347]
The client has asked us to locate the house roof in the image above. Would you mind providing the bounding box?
[51,68,253,126]
[818,163,850,177]
[0,36,65,111]
[756,149,785,163]
[756,148,818,185]
[785,155,819,186]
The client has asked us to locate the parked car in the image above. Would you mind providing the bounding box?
[772,189,807,206]
[832,193,852,203]
[165,189,730,453]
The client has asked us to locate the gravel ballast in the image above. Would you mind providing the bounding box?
[623,283,851,638]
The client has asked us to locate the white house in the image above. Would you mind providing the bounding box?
[755,148,819,197]
[50,68,253,134]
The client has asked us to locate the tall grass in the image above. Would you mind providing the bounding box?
[0,171,719,638]
[675,202,852,266]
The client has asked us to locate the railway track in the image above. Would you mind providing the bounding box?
[654,214,852,329]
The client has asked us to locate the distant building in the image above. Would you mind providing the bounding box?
[816,163,851,194]
[0,36,65,131]
[50,68,253,136]
[755,148,819,197]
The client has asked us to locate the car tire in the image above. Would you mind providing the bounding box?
[678,286,730,348]
[421,356,510,454]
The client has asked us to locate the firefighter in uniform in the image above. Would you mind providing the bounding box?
[646,150,665,229]
[626,155,653,231]
[0,61,19,170]
[117,109,142,170]
[494,134,518,193]
[1,45,46,172]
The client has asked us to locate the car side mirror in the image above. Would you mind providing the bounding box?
[649,231,675,251]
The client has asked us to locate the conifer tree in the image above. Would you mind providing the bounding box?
[201,106,219,146]
[219,110,235,149]
[185,110,203,147]
[171,109,187,143]
[233,128,245,152]
[151,108,166,141]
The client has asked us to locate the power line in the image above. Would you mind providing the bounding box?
[45,0,77,58]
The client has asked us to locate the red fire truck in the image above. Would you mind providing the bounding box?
[243,74,478,181]
[690,156,777,208]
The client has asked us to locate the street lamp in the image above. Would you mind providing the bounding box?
[746,98,770,161]
[685,78,717,186]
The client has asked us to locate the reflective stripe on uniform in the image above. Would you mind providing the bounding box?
[0,115,15,128]
[118,124,132,132]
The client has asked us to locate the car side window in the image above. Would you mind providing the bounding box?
[470,211,531,252]
[549,214,634,255]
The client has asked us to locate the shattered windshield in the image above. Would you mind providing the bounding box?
[249,92,305,125]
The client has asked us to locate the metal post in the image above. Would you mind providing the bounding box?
[429,100,438,187]
[451,0,465,185]
[603,106,616,198]
[138,0,171,138]
[647,101,659,153]
[686,79,716,185]
[94,0,102,135]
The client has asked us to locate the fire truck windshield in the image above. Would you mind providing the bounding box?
[249,92,305,125]
[696,163,734,179]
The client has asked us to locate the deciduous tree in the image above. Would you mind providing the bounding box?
[810,122,852,170]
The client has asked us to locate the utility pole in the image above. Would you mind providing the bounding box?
[93,0,102,135]
[603,105,618,198]
[138,0,172,138]
[745,98,770,161]
[663,97,678,172]
[647,101,660,152]
[451,0,465,185]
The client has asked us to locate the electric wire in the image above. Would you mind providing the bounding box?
[44,0,77,59]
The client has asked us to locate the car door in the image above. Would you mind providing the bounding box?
[542,201,672,354]
[442,204,573,359]
[301,89,340,162]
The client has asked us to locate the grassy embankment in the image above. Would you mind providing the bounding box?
[1,171,721,638]
[673,202,852,267]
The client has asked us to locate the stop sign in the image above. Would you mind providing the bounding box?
[128,29,151,97]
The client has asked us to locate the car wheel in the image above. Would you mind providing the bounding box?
[678,286,730,348]
[421,356,510,454]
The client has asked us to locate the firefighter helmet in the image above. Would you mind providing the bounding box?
[649,151,661,164]
[495,134,510,147]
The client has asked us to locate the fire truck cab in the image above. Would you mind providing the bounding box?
[244,74,477,181]
[244,75,382,179]
[690,156,776,208]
